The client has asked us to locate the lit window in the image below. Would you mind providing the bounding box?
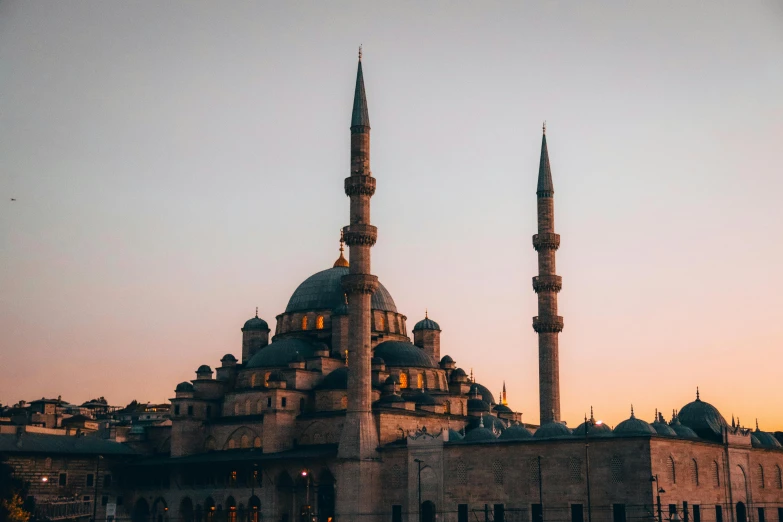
[340,396,348,409]
[301,316,308,330]
[399,372,408,388]
[316,316,324,330]
[228,439,236,449]
[251,374,257,387]
[377,315,385,331]
[264,372,270,386]
[417,374,423,389]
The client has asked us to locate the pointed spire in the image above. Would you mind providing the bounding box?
[255,306,258,318]
[351,49,370,130]
[630,404,635,418]
[696,386,700,401]
[756,418,759,431]
[732,415,735,428]
[334,229,349,267]
[537,123,554,196]
[590,406,595,422]
[502,381,508,405]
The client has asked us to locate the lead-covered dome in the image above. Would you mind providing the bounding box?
[374,341,436,368]
[413,316,441,332]
[678,391,728,441]
[285,267,397,313]
[498,423,533,441]
[533,422,572,439]
[469,383,496,405]
[243,316,269,331]
[246,338,317,368]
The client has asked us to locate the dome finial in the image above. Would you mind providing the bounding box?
[425,308,428,319]
[358,44,362,61]
[542,120,546,135]
[696,386,700,401]
[469,368,474,383]
[756,418,759,431]
[479,415,484,428]
[255,306,258,318]
[333,229,350,267]
[590,405,594,422]
[630,404,635,418]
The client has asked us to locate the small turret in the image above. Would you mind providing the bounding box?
[412,310,441,362]
[242,308,270,363]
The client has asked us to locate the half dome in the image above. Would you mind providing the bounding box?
[246,338,318,368]
[374,341,436,368]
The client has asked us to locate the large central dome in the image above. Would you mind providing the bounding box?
[285,266,397,313]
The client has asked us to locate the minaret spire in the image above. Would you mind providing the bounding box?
[338,51,379,460]
[532,124,563,425]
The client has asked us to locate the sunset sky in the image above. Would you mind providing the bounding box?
[1,2,782,429]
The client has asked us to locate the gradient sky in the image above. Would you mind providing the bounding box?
[1,2,782,430]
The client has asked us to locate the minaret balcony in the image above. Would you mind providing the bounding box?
[533,275,562,293]
[532,233,560,251]
[533,316,564,333]
[343,224,378,247]
[345,175,376,197]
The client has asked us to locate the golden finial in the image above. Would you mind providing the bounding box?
[333,229,349,267]
[425,309,428,319]
[542,121,546,135]
[358,45,362,61]
[344,349,349,366]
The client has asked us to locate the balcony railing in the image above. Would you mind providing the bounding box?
[35,500,92,520]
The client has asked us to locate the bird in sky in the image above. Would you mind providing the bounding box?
[10,198,16,201]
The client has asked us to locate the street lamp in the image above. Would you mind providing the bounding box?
[92,455,103,522]
[650,476,665,522]
[413,459,430,522]
[301,470,312,522]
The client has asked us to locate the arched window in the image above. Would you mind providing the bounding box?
[301,316,308,330]
[691,459,699,486]
[377,314,385,331]
[417,374,423,389]
[774,465,782,489]
[233,402,240,415]
[399,372,409,388]
[444,401,451,414]
[757,465,765,488]
[316,315,324,329]
[245,400,251,415]
[713,461,721,488]
[240,435,250,449]
[668,456,676,484]
[256,399,263,412]
[340,396,348,409]
[227,439,236,450]
[251,374,257,387]
[264,372,270,386]
[253,437,261,448]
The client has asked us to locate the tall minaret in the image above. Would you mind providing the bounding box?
[338,47,380,460]
[532,123,563,425]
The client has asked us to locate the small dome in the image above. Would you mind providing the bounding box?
[533,422,572,439]
[753,426,782,449]
[467,398,490,412]
[384,375,400,385]
[440,355,454,364]
[751,434,763,448]
[451,368,467,381]
[268,370,286,382]
[374,341,436,368]
[413,315,441,332]
[669,417,699,439]
[499,424,533,441]
[246,338,318,368]
[493,404,513,414]
[573,420,613,437]
[377,394,406,405]
[316,367,349,390]
[469,383,496,405]
[464,426,497,442]
[196,365,212,374]
[652,421,677,437]
[407,391,437,406]
[243,315,269,331]
[447,429,464,441]
[175,382,194,392]
[677,391,728,441]
[614,410,656,436]
[221,354,237,363]
[467,414,506,434]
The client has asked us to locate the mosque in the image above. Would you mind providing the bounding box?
[122,54,783,522]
